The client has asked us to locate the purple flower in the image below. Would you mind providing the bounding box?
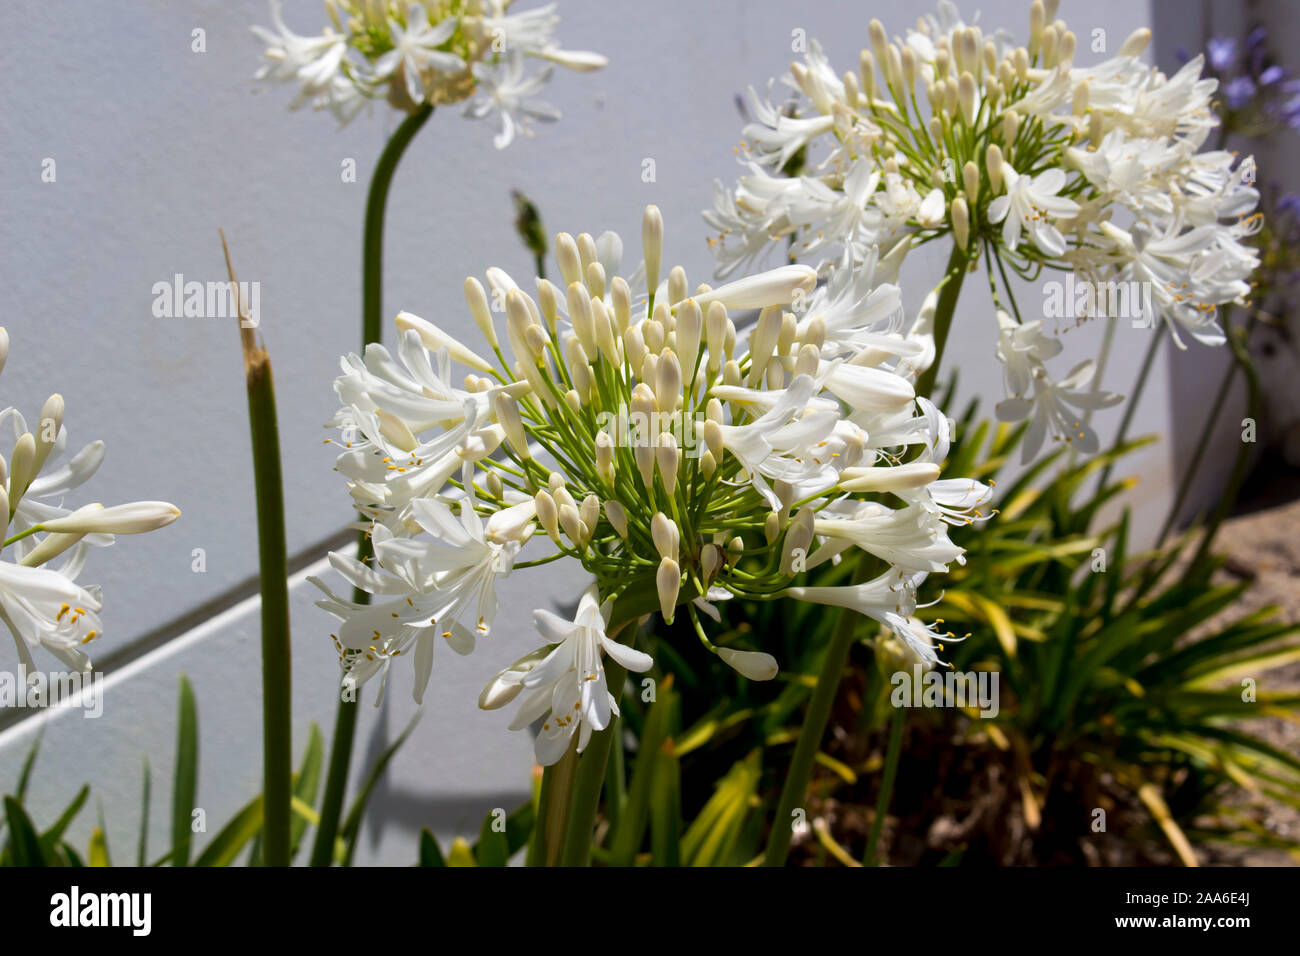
[1207,36,1237,72]
[1260,65,1286,86]
[1223,75,1257,110]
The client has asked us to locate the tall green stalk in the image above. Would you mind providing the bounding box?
[222,233,291,867]
[1094,323,1164,496]
[863,709,905,866]
[763,248,967,867]
[311,104,434,868]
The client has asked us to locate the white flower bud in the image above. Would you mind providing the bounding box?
[536,278,561,335]
[567,281,597,356]
[667,266,688,306]
[592,297,621,366]
[701,542,721,581]
[703,419,724,461]
[605,499,629,539]
[859,49,876,100]
[693,265,816,312]
[746,305,783,385]
[610,276,632,334]
[986,143,1005,193]
[781,507,816,575]
[656,433,679,497]
[674,298,702,376]
[957,71,976,125]
[585,260,606,299]
[1029,1,1045,56]
[764,511,781,545]
[579,494,600,536]
[478,646,553,710]
[558,502,586,547]
[700,449,717,479]
[656,557,681,623]
[623,323,647,371]
[952,196,970,251]
[492,392,530,459]
[635,439,655,490]
[723,360,741,388]
[464,277,498,349]
[655,350,682,412]
[717,647,779,681]
[33,393,64,474]
[554,232,581,287]
[839,461,941,493]
[1119,27,1151,58]
[7,433,36,505]
[642,205,663,297]
[42,500,181,535]
[651,512,679,559]
[595,430,616,485]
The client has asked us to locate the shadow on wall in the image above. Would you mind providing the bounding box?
[1153,0,1300,523]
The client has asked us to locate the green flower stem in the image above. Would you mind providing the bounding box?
[362,104,433,346]
[1095,323,1164,496]
[539,615,639,867]
[863,709,905,866]
[764,251,967,867]
[312,104,433,868]
[1157,312,1259,548]
[222,233,291,867]
[1189,323,1261,572]
[915,244,969,398]
[559,658,630,866]
[762,592,860,866]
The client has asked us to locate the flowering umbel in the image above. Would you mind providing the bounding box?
[707,0,1261,459]
[314,205,989,764]
[253,0,606,146]
[0,328,181,673]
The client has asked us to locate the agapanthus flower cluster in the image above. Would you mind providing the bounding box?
[253,0,606,146]
[0,328,180,673]
[707,0,1262,459]
[314,206,990,764]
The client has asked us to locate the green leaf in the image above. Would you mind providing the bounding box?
[418,828,446,867]
[4,796,47,866]
[194,796,264,868]
[171,675,199,867]
[290,723,324,861]
[88,827,110,867]
[609,675,675,866]
[38,785,89,859]
[474,808,510,867]
[15,733,41,803]
[137,760,151,868]
[649,739,681,867]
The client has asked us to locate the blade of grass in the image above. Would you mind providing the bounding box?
[171,675,198,867]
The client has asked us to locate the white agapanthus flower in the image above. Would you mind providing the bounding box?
[705,0,1261,456]
[315,206,989,762]
[0,328,180,673]
[252,0,605,145]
